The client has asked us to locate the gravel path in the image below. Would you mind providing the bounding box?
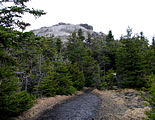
[32,89,150,120]
[35,92,101,120]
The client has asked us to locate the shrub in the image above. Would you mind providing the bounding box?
[144,74,155,120]
[40,71,57,97]
[0,91,35,120]
[68,63,85,90]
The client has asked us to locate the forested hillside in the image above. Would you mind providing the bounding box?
[0,0,155,120]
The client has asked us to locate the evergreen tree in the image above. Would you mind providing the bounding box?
[66,30,102,87]
[78,29,85,41]
[68,63,85,90]
[116,29,148,88]
[53,61,76,95]
[106,30,114,43]
[66,31,87,69]
[0,1,45,119]
[143,74,155,119]
[0,0,45,30]
[82,55,98,87]
[39,71,57,97]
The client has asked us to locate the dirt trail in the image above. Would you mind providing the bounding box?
[16,89,150,120]
[34,91,101,120]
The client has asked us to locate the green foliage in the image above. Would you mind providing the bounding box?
[0,72,19,95]
[0,1,46,30]
[145,108,155,120]
[55,38,62,53]
[40,71,57,97]
[1,5,155,118]
[40,62,77,96]
[0,1,44,119]
[106,30,114,43]
[0,49,35,119]
[116,28,148,88]
[104,69,115,89]
[0,91,35,120]
[1,0,31,5]
[97,69,115,90]
[66,30,100,87]
[53,62,76,95]
[144,74,155,120]
[66,31,87,65]
[144,47,155,75]
[82,55,97,87]
[68,63,85,90]
[97,82,108,90]
[0,27,21,48]
[78,29,85,41]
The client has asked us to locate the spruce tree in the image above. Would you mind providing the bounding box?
[116,29,148,88]
[68,63,85,90]
[0,1,45,119]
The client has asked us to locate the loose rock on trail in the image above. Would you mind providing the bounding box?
[35,91,101,120]
[16,89,150,120]
[93,89,151,120]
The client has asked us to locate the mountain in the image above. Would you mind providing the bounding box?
[33,22,105,42]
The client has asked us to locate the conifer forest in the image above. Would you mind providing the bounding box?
[0,0,155,120]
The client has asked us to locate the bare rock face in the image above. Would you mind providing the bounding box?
[79,24,93,30]
[32,23,105,42]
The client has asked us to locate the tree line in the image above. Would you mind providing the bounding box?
[0,0,155,119]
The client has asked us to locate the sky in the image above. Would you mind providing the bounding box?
[24,0,155,42]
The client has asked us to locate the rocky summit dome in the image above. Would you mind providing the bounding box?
[33,23,105,42]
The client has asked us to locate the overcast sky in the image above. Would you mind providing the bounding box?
[24,0,155,42]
